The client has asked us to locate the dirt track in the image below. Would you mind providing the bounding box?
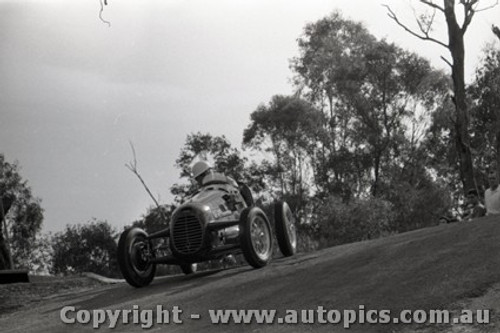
[1,216,500,332]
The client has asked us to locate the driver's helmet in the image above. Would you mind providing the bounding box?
[192,161,211,182]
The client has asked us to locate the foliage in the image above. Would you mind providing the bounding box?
[51,219,119,277]
[0,153,44,269]
[469,44,500,178]
[132,204,175,234]
[290,11,450,200]
[19,232,53,275]
[380,166,452,232]
[385,0,485,194]
[243,95,324,220]
[316,196,394,248]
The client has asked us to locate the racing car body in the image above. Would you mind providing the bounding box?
[117,178,297,287]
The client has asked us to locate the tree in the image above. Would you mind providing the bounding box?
[291,12,376,197]
[423,96,464,198]
[385,0,498,194]
[291,12,449,198]
[0,154,44,269]
[51,219,119,277]
[0,194,14,269]
[132,204,175,234]
[493,24,500,41]
[345,40,444,196]
[243,95,324,219]
[22,232,53,275]
[469,43,500,178]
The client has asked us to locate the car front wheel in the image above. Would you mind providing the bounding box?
[117,228,156,288]
[239,207,273,268]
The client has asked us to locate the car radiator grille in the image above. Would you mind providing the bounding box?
[172,210,204,254]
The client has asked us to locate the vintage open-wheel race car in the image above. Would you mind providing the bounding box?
[117,178,297,287]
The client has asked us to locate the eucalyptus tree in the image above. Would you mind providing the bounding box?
[385,0,498,193]
[469,44,500,177]
[243,95,324,218]
[291,12,448,196]
[291,12,375,190]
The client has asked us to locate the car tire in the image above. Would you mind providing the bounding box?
[239,207,273,268]
[117,228,156,288]
[180,263,197,275]
[274,201,297,257]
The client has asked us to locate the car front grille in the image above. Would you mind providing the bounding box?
[172,209,204,255]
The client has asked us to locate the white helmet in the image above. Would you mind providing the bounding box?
[192,161,211,179]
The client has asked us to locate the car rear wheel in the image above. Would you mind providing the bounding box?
[118,228,156,288]
[239,207,273,268]
[275,201,297,257]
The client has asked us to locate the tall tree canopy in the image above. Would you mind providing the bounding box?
[290,11,450,198]
[243,95,324,218]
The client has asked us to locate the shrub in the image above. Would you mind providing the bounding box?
[51,219,120,278]
[317,196,395,248]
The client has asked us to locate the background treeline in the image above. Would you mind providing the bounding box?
[1,10,499,276]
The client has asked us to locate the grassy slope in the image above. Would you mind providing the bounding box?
[284,214,500,332]
[1,215,500,333]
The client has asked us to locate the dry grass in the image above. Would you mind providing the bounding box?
[0,275,103,315]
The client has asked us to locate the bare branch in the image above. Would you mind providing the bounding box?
[440,55,453,68]
[461,0,498,32]
[420,0,445,12]
[474,0,498,13]
[426,9,438,34]
[384,4,449,49]
[99,0,111,27]
[461,0,478,32]
[125,141,161,208]
[493,24,500,41]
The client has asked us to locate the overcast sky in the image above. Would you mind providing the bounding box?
[1,0,499,233]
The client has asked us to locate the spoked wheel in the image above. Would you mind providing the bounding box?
[118,228,156,288]
[180,263,197,275]
[275,201,297,257]
[239,207,273,268]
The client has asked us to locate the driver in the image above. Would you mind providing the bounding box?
[192,161,255,207]
[191,161,238,188]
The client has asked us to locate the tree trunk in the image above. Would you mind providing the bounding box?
[372,151,382,197]
[494,25,500,178]
[0,195,14,270]
[443,0,476,193]
[493,25,500,41]
[496,125,500,178]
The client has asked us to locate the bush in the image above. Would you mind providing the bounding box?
[317,196,395,248]
[383,179,451,233]
[51,219,120,278]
